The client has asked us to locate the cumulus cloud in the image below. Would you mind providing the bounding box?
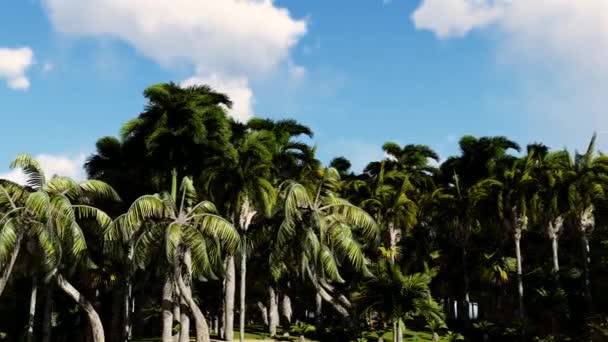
[43,0,306,121]
[0,154,86,185]
[0,47,35,90]
[411,0,608,148]
[182,74,255,122]
[43,0,307,75]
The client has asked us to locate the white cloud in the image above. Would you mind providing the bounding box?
[0,47,34,90]
[411,0,608,148]
[412,0,506,39]
[43,0,306,121]
[0,154,86,185]
[43,0,307,75]
[182,74,255,122]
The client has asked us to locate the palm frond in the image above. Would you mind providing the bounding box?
[10,154,46,189]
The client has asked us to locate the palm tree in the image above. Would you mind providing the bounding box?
[478,143,547,321]
[435,136,520,313]
[536,150,573,279]
[359,161,419,263]
[357,256,444,342]
[0,154,118,342]
[271,167,377,319]
[566,134,608,307]
[120,82,236,181]
[106,174,239,342]
[203,125,277,342]
[91,82,236,341]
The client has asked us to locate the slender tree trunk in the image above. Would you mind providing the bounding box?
[219,300,225,339]
[396,319,403,342]
[549,217,563,282]
[462,246,470,304]
[179,249,193,342]
[178,296,190,342]
[514,233,525,320]
[173,289,181,342]
[315,293,322,325]
[0,230,23,297]
[42,286,54,342]
[123,270,133,340]
[239,238,246,342]
[392,320,397,342]
[551,235,560,275]
[56,274,105,342]
[25,278,38,342]
[224,255,235,341]
[582,235,593,309]
[175,264,211,342]
[268,287,279,337]
[162,275,174,342]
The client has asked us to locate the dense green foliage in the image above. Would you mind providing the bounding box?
[2,82,608,342]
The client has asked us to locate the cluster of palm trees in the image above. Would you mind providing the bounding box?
[2,82,608,342]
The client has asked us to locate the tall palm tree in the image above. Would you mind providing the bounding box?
[107,174,239,342]
[0,154,117,342]
[478,143,547,321]
[566,134,608,307]
[92,82,236,341]
[271,167,376,319]
[537,150,573,279]
[203,125,277,342]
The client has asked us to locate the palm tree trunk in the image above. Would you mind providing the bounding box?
[462,246,470,304]
[56,274,105,342]
[173,289,181,342]
[179,249,192,342]
[178,296,190,342]
[392,320,397,342]
[396,319,403,342]
[514,233,525,320]
[42,285,53,342]
[0,230,23,297]
[281,294,292,324]
[175,264,211,342]
[162,275,174,342]
[224,255,236,341]
[239,238,246,342]
[315,293,322,325]
[306,267,350,318]
[256,302,268,326]
[123,243,134,342]
[268,287,279,337]
[582,235,592,309]
[25,278,38,342]
[551,235,560,275]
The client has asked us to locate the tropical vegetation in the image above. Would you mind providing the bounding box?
[2,82,608,342]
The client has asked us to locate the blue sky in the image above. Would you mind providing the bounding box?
[1,0,607,180]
